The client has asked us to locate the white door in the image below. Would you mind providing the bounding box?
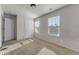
[4,17,15,41]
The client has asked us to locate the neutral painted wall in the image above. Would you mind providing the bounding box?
[34,5,79,52]
[0,5,3,47]
[17,12,34,40]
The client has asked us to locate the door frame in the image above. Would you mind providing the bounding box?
[2,13,17,44]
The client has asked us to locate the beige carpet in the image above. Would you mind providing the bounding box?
[0,38,79,55]
[5,39,57,55]
[0,39,34,55]
[37,47,56,55]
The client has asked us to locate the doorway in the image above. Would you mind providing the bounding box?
[2,13,17,45]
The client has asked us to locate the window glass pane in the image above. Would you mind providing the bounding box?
[35,21,40,27]
[48,16,60,26]
[48,16,60,36]
[35,20,40,34]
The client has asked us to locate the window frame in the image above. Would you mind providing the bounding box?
[48,16,60,37]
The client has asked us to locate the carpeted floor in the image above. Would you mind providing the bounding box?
[0,38,79,55]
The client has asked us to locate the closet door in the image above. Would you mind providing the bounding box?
[4,17,15,41]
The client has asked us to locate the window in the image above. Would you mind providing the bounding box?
[48,16,60,36]
[35,20,40,33]
[35,21,40,28]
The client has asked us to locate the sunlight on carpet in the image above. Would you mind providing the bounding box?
[37,47,56,55]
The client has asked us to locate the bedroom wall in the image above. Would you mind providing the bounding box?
[34,5,79,52]
[0,5,3,47]
[17,11,34,40]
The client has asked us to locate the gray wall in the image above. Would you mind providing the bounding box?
[34,5,79,52]
[17,12,34,40]
[0,5,3,47]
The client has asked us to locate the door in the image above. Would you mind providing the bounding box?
[4,15,15,42]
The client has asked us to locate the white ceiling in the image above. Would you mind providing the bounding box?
[1,4,67,18]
